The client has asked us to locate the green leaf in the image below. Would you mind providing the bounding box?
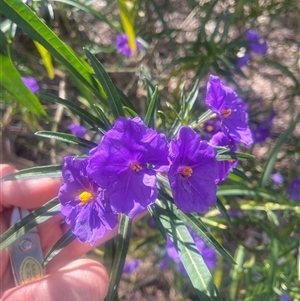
[0,52,46,116]
[106,214,132,301]
[144,86,158,128]
[259,113,300,187]
[43,229,76,265]
[93,105,112,130]
[216,198,231,226]
[183,78,200,120]
[40,92,106,129]
[35,131,97,149]
[1,164,62,181]
[156,209,222,301]
[116,87,136,111]
[229,245,244,300]
[217,185,286,203]
[0,0,106,101]
[156,197,235,264]
[0,198,60,250]
[84,49,125,119]
[123,106,139,117]
[216,152,255,161]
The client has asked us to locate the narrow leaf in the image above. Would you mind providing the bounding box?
[1,164,62,181]
[156,197,235,264]
[106,214,132,301]
[43,229,76,265]
[0,198,60,250]
[35,131,97,149]
[216,152,255,161]
[39,92,106,130]
[259,113,300,187]
[84,49,125,118]
[144,86,158,128]
[157,209,222,301]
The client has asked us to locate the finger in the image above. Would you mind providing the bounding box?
[0,166,61,210]
[2,259,109,301]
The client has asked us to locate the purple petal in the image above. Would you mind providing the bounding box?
[168,127,218,213]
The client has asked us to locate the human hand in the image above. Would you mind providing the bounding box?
[0,164,119,301]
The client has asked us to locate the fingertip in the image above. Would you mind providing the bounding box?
[2,259,109,301]
[0,165,17,179]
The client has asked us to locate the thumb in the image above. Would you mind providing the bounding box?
[2,259,109,301]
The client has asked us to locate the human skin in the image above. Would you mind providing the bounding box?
[0,164,120,301]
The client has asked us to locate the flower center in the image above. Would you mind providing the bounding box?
[79,191,93,206]
[206,125,214,132]
[180,166,193,177]
[130,162,142,172]
[221,108,232,118]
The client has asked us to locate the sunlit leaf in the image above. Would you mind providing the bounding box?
[1,164,62,181]
[33,40,55,79]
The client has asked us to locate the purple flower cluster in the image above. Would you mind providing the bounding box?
[161,228,217,274]
[115,34,141,57]
[237,29,268,68]
[58,75,251,244]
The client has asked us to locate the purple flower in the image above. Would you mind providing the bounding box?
[22,76,39,94]
[272,172,283,186]
[205,75,253,146]
[123,259,142,274]
[203,120,221,137]
[59,157,118,245]
[245,29,268,55]
[288,178,300,201]
[279,292,292,301]
[69,123,87,139]
[116,34,141,57]
[163,228,217,274]
[210,132,238,183]
[87,117,169,218]
[236,53,252,68]
[168,126,218,213]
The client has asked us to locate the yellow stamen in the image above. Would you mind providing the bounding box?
[130,162,142,172]
[221,108,232,118]
[180,166,193,178]
[206,125,214,132]
[79,191,93,206]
